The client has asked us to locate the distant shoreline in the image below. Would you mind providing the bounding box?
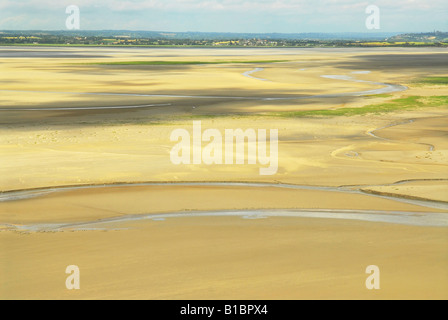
[0,43,447,48]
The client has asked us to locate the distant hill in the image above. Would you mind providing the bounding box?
[388,31,448,43]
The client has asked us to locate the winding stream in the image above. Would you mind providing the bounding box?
[1,181,447,210]
[3,208,448,233]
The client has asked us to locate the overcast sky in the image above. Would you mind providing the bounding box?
[0,0,446,33]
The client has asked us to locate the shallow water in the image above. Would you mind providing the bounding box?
[1,181,447,211]
[242,68,268,81]
[320,74,408,95]
[4,209,448,233]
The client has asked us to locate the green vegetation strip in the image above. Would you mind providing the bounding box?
[90,60,288,66]
[277,96,448,118]
[416,77,448,85]
[180,96,448,120]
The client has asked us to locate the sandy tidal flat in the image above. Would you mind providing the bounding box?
[0,47,447,299]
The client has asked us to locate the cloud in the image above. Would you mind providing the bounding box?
[0,0,446,32]
[2,0,444,13]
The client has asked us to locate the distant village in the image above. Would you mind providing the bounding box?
[0,31,447,47]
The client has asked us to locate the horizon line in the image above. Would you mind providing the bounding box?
[1,30,446,34]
